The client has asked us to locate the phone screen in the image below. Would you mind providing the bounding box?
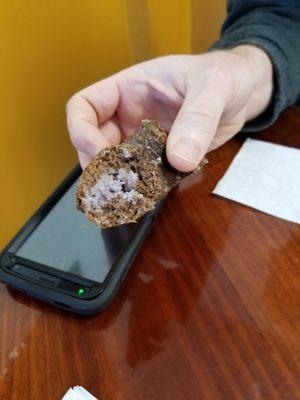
[15,180,137,283]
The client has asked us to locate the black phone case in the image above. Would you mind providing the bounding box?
[0,166,161,315]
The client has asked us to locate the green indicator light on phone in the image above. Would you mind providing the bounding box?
[77,287,85,296]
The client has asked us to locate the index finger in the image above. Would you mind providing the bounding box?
[66,76,122,157]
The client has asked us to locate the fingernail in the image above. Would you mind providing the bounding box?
[171,137,202,165]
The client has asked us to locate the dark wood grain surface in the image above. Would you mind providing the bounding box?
[1,108,300,400]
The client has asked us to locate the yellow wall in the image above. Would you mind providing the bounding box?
[0,0,131,248]
[191,0,226,53]
[125,0,225,63]
[0,0,225,249]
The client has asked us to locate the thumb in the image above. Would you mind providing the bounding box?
[166,89,224,172]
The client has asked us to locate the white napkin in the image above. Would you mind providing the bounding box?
[62,386,97,400]
[213,138,300,224]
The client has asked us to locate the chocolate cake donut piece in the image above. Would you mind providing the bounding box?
[76,120,207,228]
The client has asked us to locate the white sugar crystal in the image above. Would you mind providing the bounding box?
[122,190,144,204]
[122,147,131,158]
[118,168,138,191]
[83,168,141,210]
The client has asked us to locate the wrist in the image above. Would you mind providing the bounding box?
[230,45,273,121]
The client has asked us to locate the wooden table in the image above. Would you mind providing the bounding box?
[1,109,299,400]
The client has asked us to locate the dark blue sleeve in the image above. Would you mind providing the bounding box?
[211,0,300,132]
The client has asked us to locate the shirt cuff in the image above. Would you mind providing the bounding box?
[210,36,287,132]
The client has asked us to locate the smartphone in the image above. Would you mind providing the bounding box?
[0,166,161,315]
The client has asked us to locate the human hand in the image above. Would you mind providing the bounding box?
[67,45,273,172]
